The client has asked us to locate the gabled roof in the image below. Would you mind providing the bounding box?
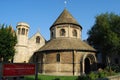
[29,31,46,41]
[50,9,82,29]
[38,38,96,52]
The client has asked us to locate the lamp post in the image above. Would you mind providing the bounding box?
[107,57,111,76]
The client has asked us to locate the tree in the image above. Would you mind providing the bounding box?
[0,24,17,62]
[87,13,120,63]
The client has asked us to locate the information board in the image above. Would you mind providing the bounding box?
[3,63,35,76]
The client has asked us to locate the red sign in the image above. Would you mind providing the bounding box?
[3,63,35,76]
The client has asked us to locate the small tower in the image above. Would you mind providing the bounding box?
[14,22,29,63]
[16,22,29,45]
[50,9,82,39]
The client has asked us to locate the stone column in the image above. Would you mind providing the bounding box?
[43,53,46,74]
[82,61,85,74]
[74,50,78,75]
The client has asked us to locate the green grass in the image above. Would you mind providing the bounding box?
[25,75,78,80]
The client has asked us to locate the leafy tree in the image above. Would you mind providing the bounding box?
[87,13,120,63]
[0,24,17,62]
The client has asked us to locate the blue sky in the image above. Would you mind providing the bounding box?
[0,0,120,40]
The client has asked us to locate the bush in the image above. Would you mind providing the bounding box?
[111,65,120,72]
[104,66,117,76]
[88,71,108,80]
[76,75,89,80]
[88,72,99,80]
[98,70,107,78]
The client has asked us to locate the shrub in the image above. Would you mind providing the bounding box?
[111,65,120,72]
[76,75,89,80]
[98,70,107,78]
[88,72,99,80]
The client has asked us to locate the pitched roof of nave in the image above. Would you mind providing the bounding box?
[50,9,82,29]
[38,38,96,52]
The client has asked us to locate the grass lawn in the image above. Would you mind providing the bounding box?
[25,75,78,80]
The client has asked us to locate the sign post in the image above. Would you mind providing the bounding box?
[0,63,2,80]
[35,53,38,80]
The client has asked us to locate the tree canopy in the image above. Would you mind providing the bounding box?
[87,13,120,57]
[0,24,17,62]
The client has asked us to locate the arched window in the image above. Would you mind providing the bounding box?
[60,29,65,36]
[36,36,40,43]
[51,31,54,38]
[72,29,77,37]
[22,28,25,35]
[56,53,60,62]
[18,28,21,34]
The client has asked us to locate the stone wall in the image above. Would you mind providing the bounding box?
[51,24,81,39]
[38,51,84,75]
[38,50,96,76]
[97,75,120,80]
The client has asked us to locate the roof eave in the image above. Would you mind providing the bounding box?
[50,23,82,30]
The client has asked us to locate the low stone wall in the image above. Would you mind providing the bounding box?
[97,74,120,80]
[107,75,120,80]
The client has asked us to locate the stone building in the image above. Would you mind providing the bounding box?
[13,8,120,76]
[36,9,97,76]
[14,22,46,63]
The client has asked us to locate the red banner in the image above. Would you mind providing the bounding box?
[3,63,35,76]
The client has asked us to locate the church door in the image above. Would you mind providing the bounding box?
[85,58,91,74]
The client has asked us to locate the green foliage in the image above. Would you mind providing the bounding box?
[98,70,107,78]
[87,70,112,80]
[87,13,120,60]
[76,75,89,80]
[88,72,99,80]
[0,24,17,62]
[105,65,120,73]
[77,69,116,80]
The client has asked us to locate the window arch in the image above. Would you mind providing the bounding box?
[51,31,54,38]
[60,29,66,36]
[18,28,21,34]
[56,53,60,62]
[36,36,40,43]
[22,28,25,35]
[72,29,77,37]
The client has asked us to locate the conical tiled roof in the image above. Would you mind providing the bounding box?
[50,9,82,29]
[38,38,96,52]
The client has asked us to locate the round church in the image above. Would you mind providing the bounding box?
[35,9,97,76]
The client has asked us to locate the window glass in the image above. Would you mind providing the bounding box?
[57,53,60,62]
[22,28,25,35]
[51,31,54,38]
[73,29,77,37]
[18,28,21,34]
[60,29,65,36]
[36,36,40,43]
